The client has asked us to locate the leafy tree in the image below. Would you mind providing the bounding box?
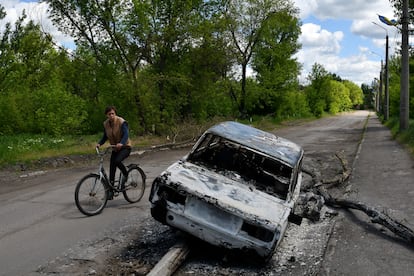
[224,0,297,117]
[324,80,352,114]
[388,54,414,119]
[44,0,234,134]
[305,63,359,116]
[389,0,414,24]
[0,10,87,135]
[343,80,364,107]
[305,63,330,116]
[250,7,301,117]
[361,83,375,109]
[0,5,5,19]
[44,0,152,130]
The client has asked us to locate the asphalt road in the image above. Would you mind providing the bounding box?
[320,113,414,276]
[0,110,413,275]
[0,149,189,276]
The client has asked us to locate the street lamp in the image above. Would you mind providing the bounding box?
[372,22,389,121]
[377,11,409,131]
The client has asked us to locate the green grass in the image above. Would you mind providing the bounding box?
[384,117,414,154]
[0,133,176,168]
[0,134,99,167]
[2,113,412,169]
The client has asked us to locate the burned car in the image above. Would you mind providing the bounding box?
[149,121,304,261]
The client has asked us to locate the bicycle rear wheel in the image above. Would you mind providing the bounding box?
[75,173,108,216]
[123,165,146,203]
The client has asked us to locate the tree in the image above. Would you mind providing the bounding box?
[305,63,330,116]
[224,0,298,117]
[250,7,301,117]
[343,80,364,107]
[324,80,352,114]
[0,10,87,135]
[44,0,152,130]
[44,0,235,133]
[361,83,375,109]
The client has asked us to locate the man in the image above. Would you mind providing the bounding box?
[96,106,131,199]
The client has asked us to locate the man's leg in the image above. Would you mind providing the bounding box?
[109,152,118,184]
[113,147,131,177]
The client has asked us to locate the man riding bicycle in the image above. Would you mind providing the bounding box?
[96,105,131,199]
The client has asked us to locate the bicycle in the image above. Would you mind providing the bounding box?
[75,146,146,216]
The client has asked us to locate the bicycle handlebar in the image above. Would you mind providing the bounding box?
[95,145,116,155]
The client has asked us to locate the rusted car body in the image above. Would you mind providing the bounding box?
[149,121,304,260]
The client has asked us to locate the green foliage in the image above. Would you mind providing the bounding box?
[324,80,352,114]
[31,86,88,135]
[305,83,327,117]
[246,80,310,120]
[0,12,87,135]
[387,54,414,120]
[305,63,358,116]
[361,83,375,109]
[224,0,299,116]
[0,0,361,140]
[343,80,364,107]
[385,116,414,154]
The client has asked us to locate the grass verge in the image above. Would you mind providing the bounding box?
[384,116,414,155]
[2,112,411,169]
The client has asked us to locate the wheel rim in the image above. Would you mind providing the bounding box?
[123,168,145,202]
[76,175,107,215]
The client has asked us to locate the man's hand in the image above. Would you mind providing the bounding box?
[116,143,123,151]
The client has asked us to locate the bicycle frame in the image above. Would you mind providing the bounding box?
[96,147,123,193]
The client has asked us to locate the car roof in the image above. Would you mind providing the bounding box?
[205,121,303,167]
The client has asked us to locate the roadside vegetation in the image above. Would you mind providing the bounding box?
[0,115,306,168]
[0,132,171,168]
[385,117,414,154]
[0,0,412,167]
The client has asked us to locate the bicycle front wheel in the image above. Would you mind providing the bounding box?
[123,165,146,203]
[75,173,108,216]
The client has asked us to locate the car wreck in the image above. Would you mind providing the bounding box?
[149,121,304,261]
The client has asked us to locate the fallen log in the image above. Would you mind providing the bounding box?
[147,241,190,276]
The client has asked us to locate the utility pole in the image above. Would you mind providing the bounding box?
[400,0,410,131]
[379,60,384,114]
[373,22,389,120]
[374,78,380,112]
[385,34,389,121]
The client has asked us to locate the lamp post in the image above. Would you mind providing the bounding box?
[372,22,389,121]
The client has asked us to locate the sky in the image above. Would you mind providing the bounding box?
[1,0,402,86]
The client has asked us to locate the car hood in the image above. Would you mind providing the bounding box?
[161,161,292,229]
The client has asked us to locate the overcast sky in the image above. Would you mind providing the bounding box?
[2,0,402,86]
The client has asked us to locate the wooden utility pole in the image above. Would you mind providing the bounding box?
[400,0,410,131]
[379,60,384,114]
[372,22,389,120]
[385,34,389,121]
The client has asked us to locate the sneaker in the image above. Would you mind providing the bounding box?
[107,190,114,200]
[120,174,128,188]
